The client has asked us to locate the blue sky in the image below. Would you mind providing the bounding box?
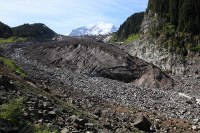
[0,0,148,35]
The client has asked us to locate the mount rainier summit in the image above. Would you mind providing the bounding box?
[68,22,118,36]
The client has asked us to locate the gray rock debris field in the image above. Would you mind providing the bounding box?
[8,42,200,126]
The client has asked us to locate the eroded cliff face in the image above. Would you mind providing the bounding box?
[122,37,186,75]
[121,11,200,76]
[18,37,173,89]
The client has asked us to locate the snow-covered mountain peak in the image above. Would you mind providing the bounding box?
[68,22,118,36]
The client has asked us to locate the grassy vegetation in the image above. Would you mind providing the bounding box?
[110,33,140,44]
[124,34,140,44]
[109,33,118,43]
[0,56,26,77]
[0,97,24,123]
[0,37,27,44]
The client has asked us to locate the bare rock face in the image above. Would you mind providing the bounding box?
[24,37,173,88]
[119,11,185,75]
[134,65,173,88]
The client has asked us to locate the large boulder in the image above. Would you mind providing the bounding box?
[133,115,152,132]
[0,75,16,91]
[134,65,173,88]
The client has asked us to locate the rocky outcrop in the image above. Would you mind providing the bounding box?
[119,10,200,76]
[121,36,186,75]
[22,38,173,88]
[133,115,152,132]
[120,11,190,75]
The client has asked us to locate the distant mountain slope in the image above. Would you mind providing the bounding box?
[115,12,144,41]
[13,23,56,40]
[68,22,118,36]
[0,21,13,38]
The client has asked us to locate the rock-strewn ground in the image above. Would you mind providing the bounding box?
[3,38,200,132]
[0,64,142,133]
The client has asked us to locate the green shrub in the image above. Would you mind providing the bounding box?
[191,44,200,52]
[0,97,24,123]
[0,56,26,77]
[35,125,58,133]
[161,25,176,38]
[109,34,118,43]
[35,128,52,133]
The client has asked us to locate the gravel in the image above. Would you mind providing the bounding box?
[8,45,200,125]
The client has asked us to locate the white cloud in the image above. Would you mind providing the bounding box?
[0,0,148,34]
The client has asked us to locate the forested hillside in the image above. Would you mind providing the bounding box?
[147,0,200,34]
[115,0,200,43]
[115,12,144,41]
[13,23,56,40]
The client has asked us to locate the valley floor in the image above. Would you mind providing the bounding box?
[1,40,199,132]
